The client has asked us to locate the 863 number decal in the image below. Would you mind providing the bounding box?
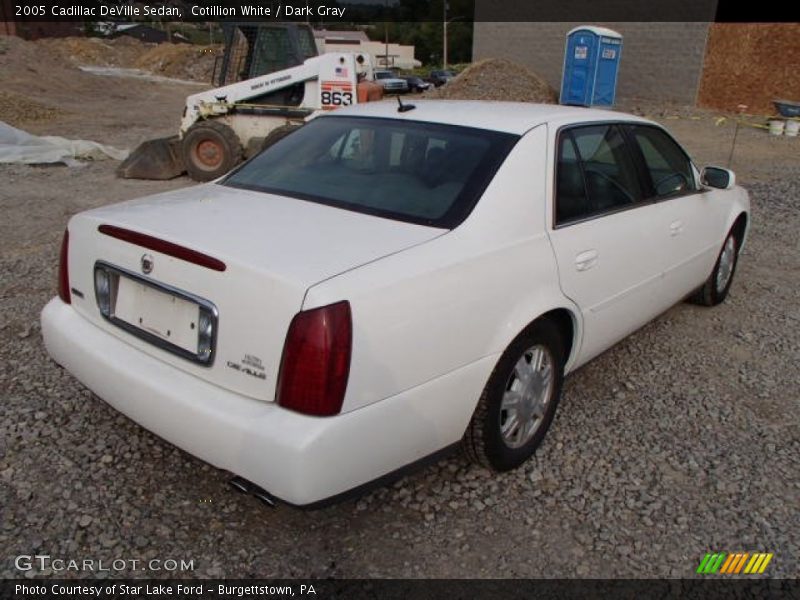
[320,82,354,109]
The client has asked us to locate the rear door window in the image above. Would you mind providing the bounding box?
[555,124,644,225]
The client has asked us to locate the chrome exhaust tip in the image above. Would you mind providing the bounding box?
[228,475,277,508]
[252,489,276,507]
[229,476,251,494]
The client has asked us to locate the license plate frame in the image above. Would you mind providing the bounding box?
[94,261,218,366]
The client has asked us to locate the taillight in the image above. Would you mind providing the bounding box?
[276,301,352,417]
[58,229,70,304]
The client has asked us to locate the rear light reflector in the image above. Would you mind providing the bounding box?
[94,267,111,315]
[98,225,226,272]
[197,309,215,359]
[58,229,70,304]
[276,301,352,417]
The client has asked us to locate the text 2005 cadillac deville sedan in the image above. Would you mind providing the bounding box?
[42,101,749,506]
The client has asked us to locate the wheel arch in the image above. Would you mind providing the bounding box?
[501,304,582,375]
[539,308,578,369]
[731,211,749,251]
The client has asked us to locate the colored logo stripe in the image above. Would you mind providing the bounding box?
[720,553,736,573]
[725,553,749,574]
[749,553,773,574]
[697,553,726,574]
[698,552,773,574]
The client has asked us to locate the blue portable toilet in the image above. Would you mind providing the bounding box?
[560,26,623,107]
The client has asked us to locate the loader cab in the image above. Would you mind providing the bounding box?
[214,23,318,87]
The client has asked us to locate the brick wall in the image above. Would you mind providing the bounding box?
[473,22,712,105]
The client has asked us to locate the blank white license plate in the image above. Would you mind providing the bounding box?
[114,276,200,353]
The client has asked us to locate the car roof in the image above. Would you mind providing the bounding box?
[328,100,653,135]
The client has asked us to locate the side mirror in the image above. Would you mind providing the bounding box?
[701,166,736,190]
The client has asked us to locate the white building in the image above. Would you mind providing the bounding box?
[313,29,421,70]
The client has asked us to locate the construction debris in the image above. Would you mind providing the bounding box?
[0,121,128,166]
[425,58,558,104]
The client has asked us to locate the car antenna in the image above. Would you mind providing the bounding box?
[397,96,415,113]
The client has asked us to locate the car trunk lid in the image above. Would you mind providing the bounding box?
[64,183,444,402]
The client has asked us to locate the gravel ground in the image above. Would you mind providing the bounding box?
[0,71,798,578]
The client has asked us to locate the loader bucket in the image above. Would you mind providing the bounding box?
[116,135,185,180]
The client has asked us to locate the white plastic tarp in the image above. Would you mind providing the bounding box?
[0,121,128,166]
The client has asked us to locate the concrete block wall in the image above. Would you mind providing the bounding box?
[473,22,712,105]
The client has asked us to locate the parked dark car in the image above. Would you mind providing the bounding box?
[403,76,432,93]
[427,70,455,87]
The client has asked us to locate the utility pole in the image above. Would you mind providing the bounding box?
[442,0,448,70]
[384,23,389,68]
[384,0,390,68]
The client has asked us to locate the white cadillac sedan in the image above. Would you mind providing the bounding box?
[42,101,750,507]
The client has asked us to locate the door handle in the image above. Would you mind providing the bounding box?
[575,249,599,271]
[670,220,684,236]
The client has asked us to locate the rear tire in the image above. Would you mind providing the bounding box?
[182,121,243,182]
[261,123,302,151]
[691,230,739,306]
[463,319,565,471]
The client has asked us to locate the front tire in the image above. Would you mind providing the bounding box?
[463,320,565,471]
[692,230,739,306]
[182,121,243,182]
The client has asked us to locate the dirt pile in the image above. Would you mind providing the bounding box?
[134,43,221,82]
[0,91,64,126]
[37,36,125,66]
[31,35,220,82]
[107,35,155,65]
[1,35,113,104]
[425,58,558,103]
[0,34,198,146]
[0,34,68,71]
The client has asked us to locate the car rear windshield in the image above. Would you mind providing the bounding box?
[223,116,519,228]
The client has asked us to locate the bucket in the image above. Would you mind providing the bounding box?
[768,120,785,136]
[785,120,799,137]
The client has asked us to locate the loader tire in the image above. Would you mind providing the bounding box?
[261,123,303,151]
[182,121,243,182]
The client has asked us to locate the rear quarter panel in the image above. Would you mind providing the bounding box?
[305,124,580,417]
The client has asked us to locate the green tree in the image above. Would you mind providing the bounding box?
[364,0,474,67]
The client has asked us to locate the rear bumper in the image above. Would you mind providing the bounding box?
[41,299,493,506]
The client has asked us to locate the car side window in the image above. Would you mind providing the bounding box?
[555,133,591,224]
[627,125,697,198]
[555,125,644,226]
